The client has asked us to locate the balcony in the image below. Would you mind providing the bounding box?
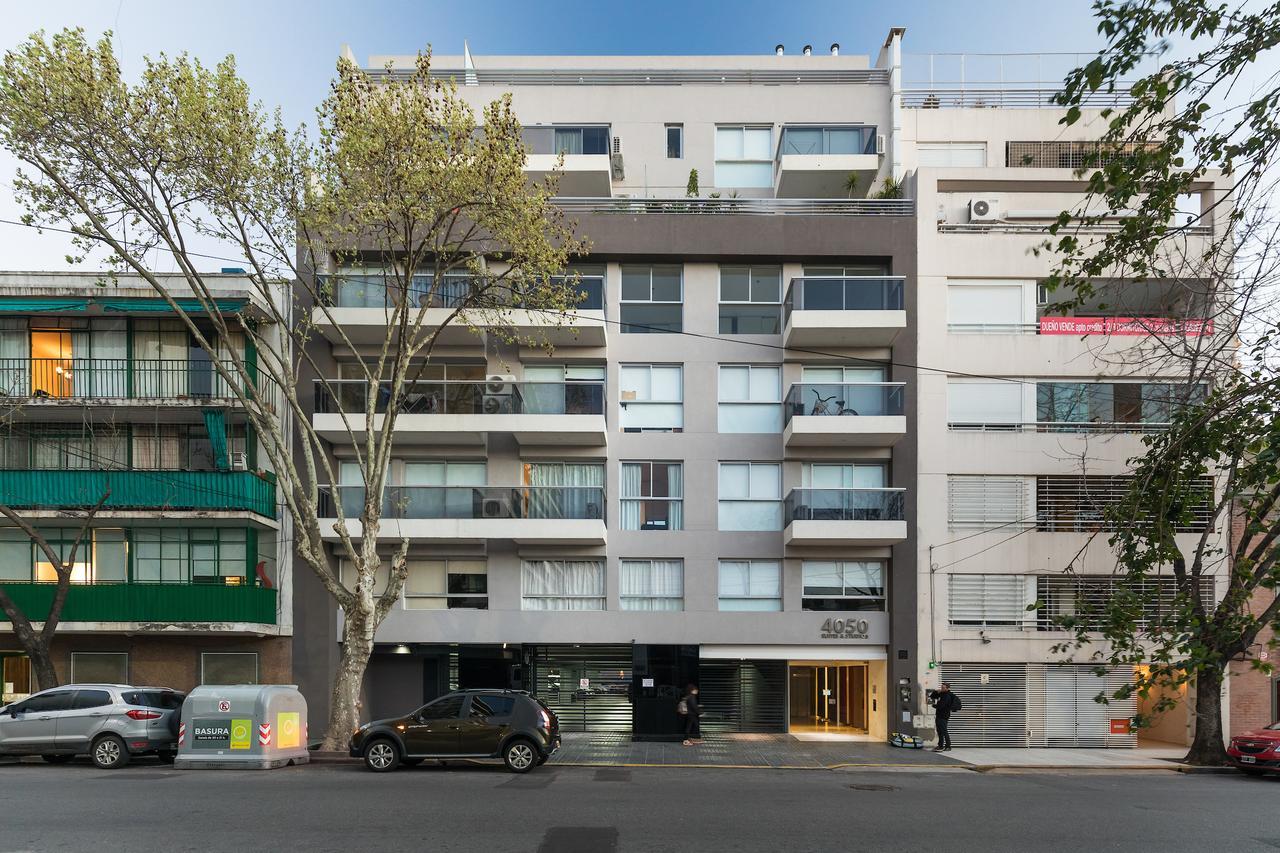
[774,126,880,198]
[312,274,606,347]
[521,126,613,196]
[783,488,907,546]
[317,485,606,545]
[0,358,261,407]
[0,470,277,520]
[783,383,906,447]
[0,582,277,627]
[312,380,607,446]
[552,197,914,216]
[783,277,906,347]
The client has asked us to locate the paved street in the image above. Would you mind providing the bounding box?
[0,760,1276,853]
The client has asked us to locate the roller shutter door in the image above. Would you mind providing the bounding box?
[699,660,786,733]
[1028,665,1137,747]
[939,663,1029,746]
[530,645,633,733]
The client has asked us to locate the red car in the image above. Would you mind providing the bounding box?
[1227,722,1280,775]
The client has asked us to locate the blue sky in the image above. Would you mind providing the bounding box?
[1,0,1111,267]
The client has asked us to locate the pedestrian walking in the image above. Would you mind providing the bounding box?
[930,682,960,751]
[678,683,703,746]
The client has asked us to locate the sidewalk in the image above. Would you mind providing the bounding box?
[551,733,1193,771]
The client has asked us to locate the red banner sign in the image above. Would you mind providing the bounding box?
[1039,317,1213,337]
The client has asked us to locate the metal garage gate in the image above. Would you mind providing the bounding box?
[699,660,786,733]
[941,663,1138,748]
[529,645,633,733]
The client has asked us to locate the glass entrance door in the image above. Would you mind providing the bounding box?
[788,663,868,732]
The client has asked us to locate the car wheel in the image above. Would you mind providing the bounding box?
[92,735,130,770]
[41,754,74,764]
[363,739,400,773]
[503,739,537,774]
[401,758,424,767]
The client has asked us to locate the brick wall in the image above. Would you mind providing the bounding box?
[41,634,293,692]
[1228,503,1278,735]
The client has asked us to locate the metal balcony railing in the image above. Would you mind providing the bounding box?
[948,421,1172,434]
[783,277,905,322]
[0,358,256,402]
[784,488,906,524]
[0,582,277,625]
[1007,140,1162,169]
[316,274,605,313]
[552,198,914,216]
[784,383,905,423]
[0,469,277,518]
[318,485,605,521]
[313,380,605,416]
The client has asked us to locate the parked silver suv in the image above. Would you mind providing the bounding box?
[0,684,184,769]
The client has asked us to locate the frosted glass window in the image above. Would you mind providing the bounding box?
[715,126,774,188]
[718,463,782,531]
[918,142,987,168]
[948,381,1024,426]
[947,284,1025,327]
[718,560,782,611]
[718,365,781,433]
[620,364,683,431]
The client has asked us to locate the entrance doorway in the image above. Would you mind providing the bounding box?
[1,653,33,703]
[788,663,868,733]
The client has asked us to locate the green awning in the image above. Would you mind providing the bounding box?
[96,298,246,314]
[0,298,89,312]
[202,408,230,471]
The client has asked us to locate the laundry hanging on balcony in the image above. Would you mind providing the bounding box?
[202,408,231,471]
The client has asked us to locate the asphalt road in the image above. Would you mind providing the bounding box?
[0,759,1277,853]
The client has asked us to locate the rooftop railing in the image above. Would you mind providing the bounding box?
[784,277,905,322]
[313,380,606,417]
[784,383,905,423]
[552,197,914,216]
[785,488,906,525]
[318,484,605,521]
[316,274,605,312]
[901,51,1156,109]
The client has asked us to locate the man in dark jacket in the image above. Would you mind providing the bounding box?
[931,683,959,751]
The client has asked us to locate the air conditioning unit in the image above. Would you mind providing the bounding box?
[230,452,249,471]
[610,152,625,181]
[484,374,515,414]
[875,133,886,155]
[482,496,510,518]
[968,197,1002,222]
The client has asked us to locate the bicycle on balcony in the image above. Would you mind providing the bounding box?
[809,389,859,417]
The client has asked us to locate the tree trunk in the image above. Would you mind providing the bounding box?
[320,606,377,751]
[1184,668,1229,766]
[0,590,60,691]
[28,642,59,692]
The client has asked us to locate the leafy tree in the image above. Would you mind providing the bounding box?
[0,30,587,746]
[1044,0,1280,764]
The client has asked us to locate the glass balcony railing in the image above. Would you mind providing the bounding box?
[784,488,906,524]
[0,358,253,401]
[778,126,878,157]
[318,275,605,313]
[784,383,905,422]
[319,485,605,521]
[784,277,905,322]
[0,582,276,624]
[313,380,605,417]
[0,470,277,518]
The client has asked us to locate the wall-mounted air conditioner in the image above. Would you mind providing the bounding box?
[968,197,1002,222]
[875,133,886,155]
[484,374,516,414]
[482,496,511,518]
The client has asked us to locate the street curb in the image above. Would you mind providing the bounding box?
[307,751,358,765]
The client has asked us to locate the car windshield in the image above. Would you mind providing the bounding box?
[123,690,185,710]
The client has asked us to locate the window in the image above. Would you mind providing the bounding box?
[718,462,782,531]
[70,689,113,709]
[715,126,773,188]
[802,561,885,611]
[1035,575,1216,632]
[620,559,684,611]
[620,364,683,432]
[796,365,895,416]
[470,695,517,718]
[666,124,683,159]
[523,462,605,519]
[1036,475,1213,533]
[946,283,1027,331]
[802,463,886,489]
[620,462,683,531]
[0,528,29,580]
[917,142,987,168]
[419,695,466,720]
[200,652,259,685]
[947,380,1024,429]
[405,559,488,609]
[620,265,682,333]
[948,575,1036,628]
[718,366,782,433]
[780,125,876,155]
[718,560,782,611]
[947,476,1034,530]
[1036,382,1203,429]
[521,560,605,610]
[30,528,126,584]
[522,364,606,415]
[70,652,128,684]
[553,126,609,156]
[134,528,246,584]
[719,266,782,334]
[18,691,76,713]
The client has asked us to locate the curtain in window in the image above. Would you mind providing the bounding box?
[718,561,782,611]
[134,320,188,397]
[620,560,683,611]
[525,463,603,519]
[620,463,643,529]
[133,425,182,470]
[554,128,583,155]
[0,319,29,396]
[521,560,604,610]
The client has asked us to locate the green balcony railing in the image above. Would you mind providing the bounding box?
[0,470,277,519]
[0,582,277,625]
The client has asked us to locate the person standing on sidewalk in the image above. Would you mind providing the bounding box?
[931,683,960,751]
[678,683,703,746]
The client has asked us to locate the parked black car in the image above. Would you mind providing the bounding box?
[350,689,560,773]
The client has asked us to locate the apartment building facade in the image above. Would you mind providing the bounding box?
[0,272,291,702]
[295,35,919,740]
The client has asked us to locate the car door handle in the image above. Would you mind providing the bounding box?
[38,716,53,721]
[88,712,108,717]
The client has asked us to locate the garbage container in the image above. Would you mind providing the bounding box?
[174,684,309,770]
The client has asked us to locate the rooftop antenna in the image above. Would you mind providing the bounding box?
[463,39,477,86]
